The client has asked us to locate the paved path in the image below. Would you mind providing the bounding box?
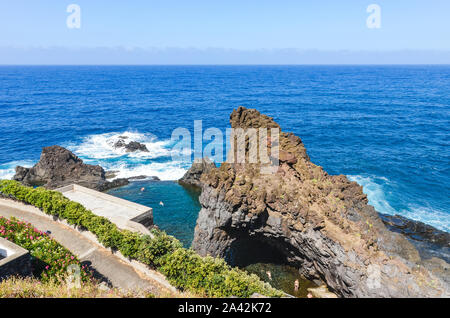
[0,199,177,297]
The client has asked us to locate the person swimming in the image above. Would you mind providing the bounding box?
[294,279,299,291]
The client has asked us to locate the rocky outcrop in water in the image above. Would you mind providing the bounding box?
[380,214,449,263]
[13,146,129,191]
[381,214,450,248]
[97,178,130,192]
[128,175,161,181]
[191,106,449,298]
[114,137,149,153]
[105,171,160,182]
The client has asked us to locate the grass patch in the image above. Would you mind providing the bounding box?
[0,276,154,298]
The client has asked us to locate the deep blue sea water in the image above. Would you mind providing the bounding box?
[0,66,449,245]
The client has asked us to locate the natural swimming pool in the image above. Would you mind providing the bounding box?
[108,180,317,297]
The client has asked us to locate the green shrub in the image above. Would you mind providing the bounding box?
[0,180,284,297]
[158,248,281,297]
[118,230,141,259]
[135,228,182,267]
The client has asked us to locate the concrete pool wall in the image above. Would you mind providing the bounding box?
[0,237,31,280]
[56,184,153,235]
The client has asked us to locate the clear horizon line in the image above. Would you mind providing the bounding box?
[3,47,449,65]
[2,46,450,51]
[1,64,450,66]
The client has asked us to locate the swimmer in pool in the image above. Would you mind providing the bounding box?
[294,279,299,291]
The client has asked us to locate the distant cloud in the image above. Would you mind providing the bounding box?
[1,47,450,65]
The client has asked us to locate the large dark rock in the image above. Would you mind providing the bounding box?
[191,107,449,298]
[97,178,130,192]
[381,214,449,262]
[381,214,450,248]
[128,175,160,181]
[105,171,160,182]
[113,137,149,153]
[13,146,129,191]
[13,166,29,182]
[179,157,216,188]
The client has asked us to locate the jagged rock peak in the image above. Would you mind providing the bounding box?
[230,106,280,129]
[192,107,449,298]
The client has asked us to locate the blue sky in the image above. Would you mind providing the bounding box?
[0,0,449,64]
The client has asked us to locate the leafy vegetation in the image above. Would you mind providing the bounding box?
[0,216,92,282]
[0,180,284,297]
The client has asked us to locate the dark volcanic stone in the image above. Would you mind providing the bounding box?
[381,214,450,262]
[113,138,149,153]
[13,166,30,182]
[128,175,160,181]
[125,141,149,152]
[97,178,129,191]
[381,214,450,247]
[179,157,216,188]
[12,145,128,192]
[105,170,119,180]
[13,146,105,190]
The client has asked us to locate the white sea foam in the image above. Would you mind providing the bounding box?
[348,174,449,232]
[347,175,397,215]
[0,132,188,183]
[400,205,450,233]
[66,131,188,181]
[97,159,187,181]
[68,131,173,160]
[0,160,35,180]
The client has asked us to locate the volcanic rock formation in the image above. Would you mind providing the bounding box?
[113,137,149,153]
[191,106,449,297]
[13,145,129,191]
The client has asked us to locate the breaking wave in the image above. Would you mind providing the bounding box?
[0,160,35,180]
[0,131,188,182]
[348,174,449,232]
[65,131,188,181]
[68,131,173,160]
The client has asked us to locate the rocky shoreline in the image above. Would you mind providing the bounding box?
[181,107,449,297]
[7,114,449,297]
[380,213,449,263]
[12,145,159,192]
[177,157,449,265]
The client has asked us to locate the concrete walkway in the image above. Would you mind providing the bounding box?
[56,184,153,234]
[0,198,178,297]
